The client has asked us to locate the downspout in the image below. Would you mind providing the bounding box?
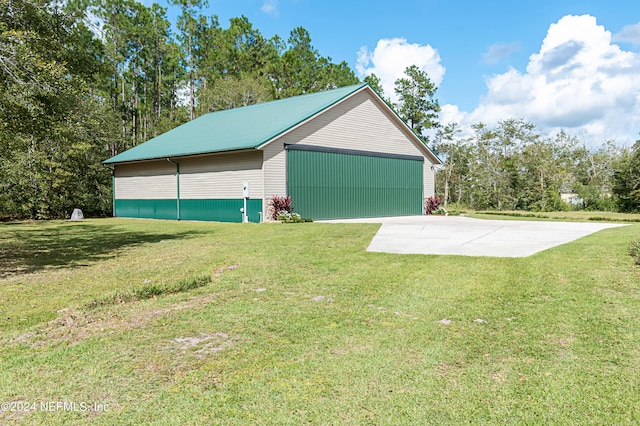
[167,158,180,220]
[103,164,115,217]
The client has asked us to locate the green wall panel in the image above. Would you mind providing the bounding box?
[115,199,177,220]
[114,199,262,223]
[181,199,262,223]
[287,150,423,219]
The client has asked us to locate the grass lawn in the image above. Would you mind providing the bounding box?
[471,210,640,222]
[1,217,639,424]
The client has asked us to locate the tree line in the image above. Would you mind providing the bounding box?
[1,0,638,219]
[371,70,640,214]
[1,0,363,219]
[433,121,640,213]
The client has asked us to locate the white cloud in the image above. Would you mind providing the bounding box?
[459,15,640,145]
[356,38,445,103]
[483,42,522,64]
[261,0,279,17]
[440,104,468,128]
[613,22,640,46]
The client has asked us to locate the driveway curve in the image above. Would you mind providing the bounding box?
[319,215,626,257]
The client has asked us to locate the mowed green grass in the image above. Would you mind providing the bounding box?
[1,218,639,425]
[471,210,640,222]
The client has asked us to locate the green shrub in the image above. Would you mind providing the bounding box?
[589,216,640,223]
[433,207,448,215]
[133,284,164,299]
[276,211,313,223]
[86,275,212,308]
[629,239,640,265]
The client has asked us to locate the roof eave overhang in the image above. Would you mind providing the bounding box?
[102,147,258,166]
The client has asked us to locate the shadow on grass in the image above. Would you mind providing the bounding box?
[0,221,206,278]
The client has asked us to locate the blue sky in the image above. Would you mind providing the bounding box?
[167,0,640,145]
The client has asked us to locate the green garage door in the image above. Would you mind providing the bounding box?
[287,145,423,219]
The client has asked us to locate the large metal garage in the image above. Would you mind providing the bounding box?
[103,83,441,222]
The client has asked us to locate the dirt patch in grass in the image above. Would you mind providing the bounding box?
[367,303,419,320]
[491,371,508,383]
[6,263,244,347]
[170,333,234,358]
[8,291,221,348]
[213,264,239,277]
[557,335,576,348]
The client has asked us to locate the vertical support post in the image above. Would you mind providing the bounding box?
[243,197,248,223]
[242,182,250,223]
[112,172,116,217]
[167,158,180,220]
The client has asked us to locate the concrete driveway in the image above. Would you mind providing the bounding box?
[320,215,626,257]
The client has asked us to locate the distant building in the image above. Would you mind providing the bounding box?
[560,192,584,206]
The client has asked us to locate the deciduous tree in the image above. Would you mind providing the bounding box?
[613,141,640,212]
[0,0,118,218]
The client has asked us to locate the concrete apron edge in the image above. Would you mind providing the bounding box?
[317,216,627,258]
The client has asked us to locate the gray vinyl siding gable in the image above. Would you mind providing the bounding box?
[279,90,428,156]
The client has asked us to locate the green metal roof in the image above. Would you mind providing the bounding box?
[103,83,368,164]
